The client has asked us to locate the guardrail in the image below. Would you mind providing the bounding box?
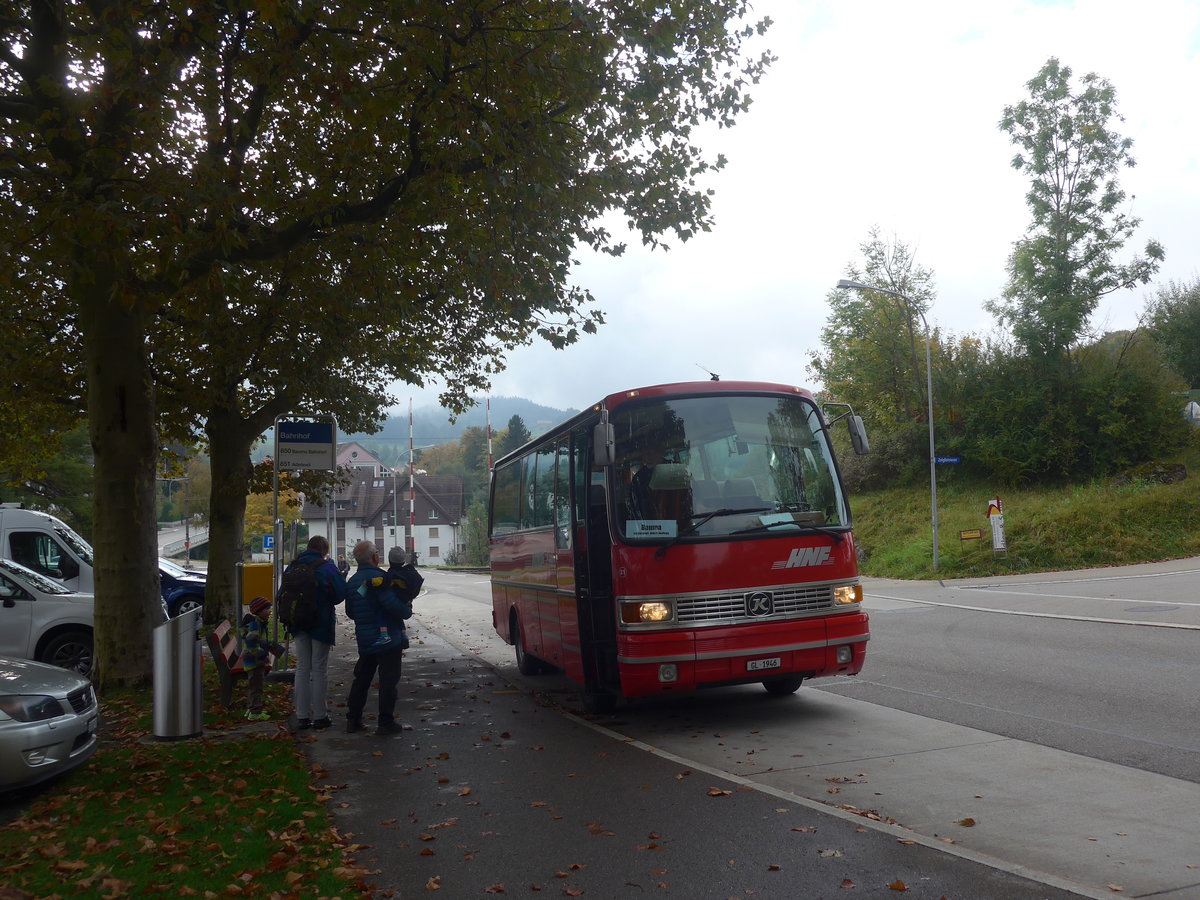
[161,528,208,556]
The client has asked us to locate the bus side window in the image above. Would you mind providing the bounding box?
[554,439,571,548]
[491,464,521,535]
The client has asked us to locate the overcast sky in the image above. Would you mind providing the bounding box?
[395,0,1200,417]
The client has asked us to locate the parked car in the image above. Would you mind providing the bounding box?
[158,557,206,618]
[0,559,93,677]
[0,655,98,791]
[0,504,93,593]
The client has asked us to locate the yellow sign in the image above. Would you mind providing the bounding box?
[959,528,983,541]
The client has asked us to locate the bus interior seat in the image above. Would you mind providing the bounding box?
[691,480,720,511]
[722,477,762,507]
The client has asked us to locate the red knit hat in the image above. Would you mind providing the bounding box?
[249,596,272,617]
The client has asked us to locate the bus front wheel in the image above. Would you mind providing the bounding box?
[762,675,805,696]
[512,613,544,676]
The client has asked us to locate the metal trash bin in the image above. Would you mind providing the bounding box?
[152,609,203,740]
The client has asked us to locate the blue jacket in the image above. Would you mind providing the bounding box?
[286,549,347,645]
[345,562,412,654]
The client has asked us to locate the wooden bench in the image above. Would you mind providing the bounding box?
[205,619,278,708]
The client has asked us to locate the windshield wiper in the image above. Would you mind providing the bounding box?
[731,521,846,543]
[653,507,772,560]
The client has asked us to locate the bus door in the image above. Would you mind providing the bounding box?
[571,424,619,701]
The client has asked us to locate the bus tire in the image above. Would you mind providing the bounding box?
[582,691,617,715]
[512,612,543,676]
[762,675,804,696]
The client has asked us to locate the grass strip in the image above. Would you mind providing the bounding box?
[0,671,373,899]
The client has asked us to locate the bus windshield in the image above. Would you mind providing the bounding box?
[612,393,849,542]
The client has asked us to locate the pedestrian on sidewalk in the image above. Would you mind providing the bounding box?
[283,535,347,730]
[344,540,410,735]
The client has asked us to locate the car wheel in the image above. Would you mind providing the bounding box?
[512,612,544,676]
[762,675,805,696]
[42,631,94,677]
[174,596,203,617]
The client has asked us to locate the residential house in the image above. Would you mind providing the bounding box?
[302,443,466,565]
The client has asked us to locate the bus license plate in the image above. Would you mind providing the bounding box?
[747,657,781,672]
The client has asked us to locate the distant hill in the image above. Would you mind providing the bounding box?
[356,396,579,446]
[252,396,577,464]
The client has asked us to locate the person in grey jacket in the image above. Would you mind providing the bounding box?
[344,540,411,734]
[285,535,347,730]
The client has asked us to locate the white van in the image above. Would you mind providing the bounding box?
[0,504,94,593]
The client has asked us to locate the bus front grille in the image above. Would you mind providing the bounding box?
[676,584,835,624]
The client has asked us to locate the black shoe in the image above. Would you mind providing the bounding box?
[375,720,402,735]
[311,717,332,730]
[346,718,363,733]
[296,718,312,730]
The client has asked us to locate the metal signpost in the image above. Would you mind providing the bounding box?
[270,416,338,671]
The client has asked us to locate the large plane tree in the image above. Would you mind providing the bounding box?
[0,2,771,688]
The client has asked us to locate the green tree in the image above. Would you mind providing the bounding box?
[0,423,94,537]
[462,497,491,567]
[811,231,942,486]
[1,3,770,688]
[962,333,1187,483]
[990,58,1164,361]
[495,415,533,458]
[417,442,465,479]
[1143,278,1200,387]
[243,489,300,554]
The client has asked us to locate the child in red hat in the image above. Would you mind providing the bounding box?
[242,596,284,721]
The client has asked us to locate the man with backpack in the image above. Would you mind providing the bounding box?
[277,535,347,730]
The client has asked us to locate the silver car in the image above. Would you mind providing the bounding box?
[0,655,98,791]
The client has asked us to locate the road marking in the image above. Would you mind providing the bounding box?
[956,568,1200,587]
[869,594,1200,630]
[951,586,1200,606]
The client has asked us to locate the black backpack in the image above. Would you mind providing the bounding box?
[277,559,320,633]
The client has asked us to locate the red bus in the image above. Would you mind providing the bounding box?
[488,380,871,712]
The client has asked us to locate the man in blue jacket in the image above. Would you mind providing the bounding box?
[285,535,347,730]
[345,540,411,734]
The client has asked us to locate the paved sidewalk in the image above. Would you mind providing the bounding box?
[298,620,1088,899]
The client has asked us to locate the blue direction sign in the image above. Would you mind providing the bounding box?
[935,456,962,465]
[276,419,337,471]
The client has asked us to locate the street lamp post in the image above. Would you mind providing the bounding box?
[836,279,939,572]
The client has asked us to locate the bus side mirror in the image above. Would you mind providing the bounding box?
[593,421,615,466]
[848,415,870,456]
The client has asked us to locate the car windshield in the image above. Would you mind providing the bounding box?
[54,523,94,566]
[611,393,849,542]
[0,558,75,594]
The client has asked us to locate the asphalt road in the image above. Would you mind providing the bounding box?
[412,560,1200,899]
[815,561,1200,782]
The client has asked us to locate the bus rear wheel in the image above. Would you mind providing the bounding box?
[512,613,544,676]
[762,675,805,696]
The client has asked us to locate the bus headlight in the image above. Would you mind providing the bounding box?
[621,600,673,624]
[833,584,862,605]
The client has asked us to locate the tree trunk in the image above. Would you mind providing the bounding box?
[205,409,257,625]
[82,281,160,692]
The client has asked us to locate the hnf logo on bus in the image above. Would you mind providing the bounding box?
[772,546,835,569]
